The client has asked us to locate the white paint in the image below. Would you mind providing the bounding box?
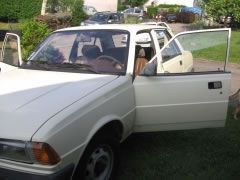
[84,0,118,11]
[144,0,194,8]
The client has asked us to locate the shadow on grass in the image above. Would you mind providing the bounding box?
[117,113,240,180]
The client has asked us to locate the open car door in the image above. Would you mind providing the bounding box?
[0,33,22,72]
[133,29,231,132]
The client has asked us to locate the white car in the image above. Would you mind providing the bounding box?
[141,21,172,33]
[0,25,231,180]
[83,5,97,16]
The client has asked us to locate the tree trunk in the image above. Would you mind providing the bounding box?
[41,0,48,15]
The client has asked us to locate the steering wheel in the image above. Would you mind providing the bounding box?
[96,55,124,69]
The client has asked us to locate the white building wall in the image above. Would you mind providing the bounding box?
[144,0,194,8]
[84,0,118,12]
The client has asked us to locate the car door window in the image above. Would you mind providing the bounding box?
[113,14,119,22]
[159,30,230,73]
[135,8,141,13]
[161,40,181,63]
[1,35,20,66]
[154,30,171,49]
[136,32,156,61]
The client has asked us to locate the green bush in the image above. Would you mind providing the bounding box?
[118,3,126,11]
[70,0,86,26]
[125,16,143,24]
[35,13,72,30]
[147,6,158,18]
[157,4,183,9]
[20,19,51,60]
[0,0,41,21]
[46,0,86,26]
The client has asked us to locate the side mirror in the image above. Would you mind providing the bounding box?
[139,63,157,76]
[1,33,22,67]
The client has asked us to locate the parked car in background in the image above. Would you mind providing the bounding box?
[180,6,202,16]
[219,16,232,24]
[141,21,172,33]
[122,7,144,19]
[83,5,97,16]
[0,25,231,180]
[166,13,177,23]
[81,12,124,26]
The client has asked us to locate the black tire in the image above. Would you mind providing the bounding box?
[73,136,119,180]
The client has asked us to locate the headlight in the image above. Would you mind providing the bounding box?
[80,22,85,26]
[0,139,32,163]
[0,139,60,165]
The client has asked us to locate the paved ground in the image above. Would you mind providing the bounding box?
[168,23,192,34]
[169,23,240,95]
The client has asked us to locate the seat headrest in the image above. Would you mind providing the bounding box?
[82,45,101,59]
[138,48,145,58]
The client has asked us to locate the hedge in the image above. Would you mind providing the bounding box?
[0,0,41,21]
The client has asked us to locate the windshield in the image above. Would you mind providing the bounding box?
[89,13,109,21]
[27,30,130,75]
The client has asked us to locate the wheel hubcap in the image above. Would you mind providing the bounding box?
[85,145,113,180]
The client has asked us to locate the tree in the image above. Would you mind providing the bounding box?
[123,0,148,7]
[41,0,48,15]
[204,0,240,26]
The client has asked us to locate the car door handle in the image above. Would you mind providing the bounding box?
[208,81,222,89]
[179,60,182,66]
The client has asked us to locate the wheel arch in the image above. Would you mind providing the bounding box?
[72,116,124,179]
[86,115,124,143]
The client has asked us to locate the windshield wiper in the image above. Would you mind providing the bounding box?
[23,60,51,70]
[49,62,99,74]
[24,61,99,74]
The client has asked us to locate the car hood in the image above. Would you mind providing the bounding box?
[0,69,118,141]
[0,62,18,73]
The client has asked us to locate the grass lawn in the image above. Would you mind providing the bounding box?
[117,113,240,180]
[192,31,240,64]
[0,22,20,30]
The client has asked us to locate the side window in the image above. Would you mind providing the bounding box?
[113,14,119,22]
[161,40,181,63]
[135,32,156,61]
[1,35,20,66]
[135,8,141,13]
[154,30,171,49]
[129,8,134,13]
[159,30,230,74]
[112,34,128,47]
[134,31,156,76]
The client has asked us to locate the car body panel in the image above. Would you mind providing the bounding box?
[83,5,97,16]
[134,72,231,132]
[0,69,118,140]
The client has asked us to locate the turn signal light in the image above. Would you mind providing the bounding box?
[31,142,60,165]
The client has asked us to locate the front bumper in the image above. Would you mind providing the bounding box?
[0,164,74,180]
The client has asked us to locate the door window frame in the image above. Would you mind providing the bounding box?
[1,33,22,66]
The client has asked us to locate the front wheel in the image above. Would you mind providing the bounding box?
[73,136,119,180]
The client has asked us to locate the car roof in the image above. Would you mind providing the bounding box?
[56,24,167,33]
[95,11,119,15]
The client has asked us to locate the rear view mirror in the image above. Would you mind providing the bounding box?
[1,33,22,66]
[77,33,91,42]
